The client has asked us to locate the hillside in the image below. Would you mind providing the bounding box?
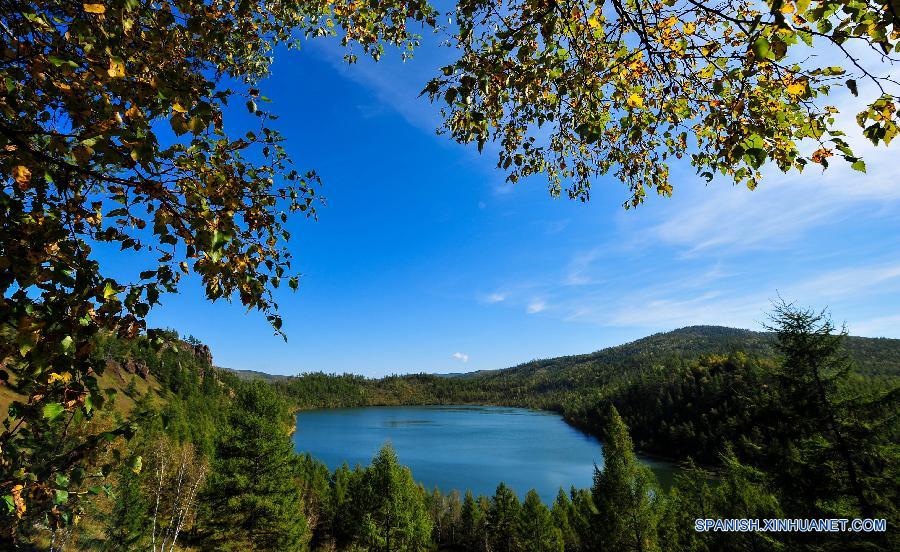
[277,325,900,463]
[460,325,900,388]
[220,367,290,384]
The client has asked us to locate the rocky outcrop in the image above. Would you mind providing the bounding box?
[191,343,213,366]
[105,357,149,382]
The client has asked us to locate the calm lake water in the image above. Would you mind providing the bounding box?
[293,405,675,503]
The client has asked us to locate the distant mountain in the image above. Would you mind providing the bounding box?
[220,367,290,383]
[453,325,900,381]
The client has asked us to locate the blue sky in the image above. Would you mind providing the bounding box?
[138,36,900,377]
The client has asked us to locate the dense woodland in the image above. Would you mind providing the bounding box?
[2,306,896,550]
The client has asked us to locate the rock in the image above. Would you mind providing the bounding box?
[191,343,213,366]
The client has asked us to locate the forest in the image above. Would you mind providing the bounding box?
[2,304,897,550]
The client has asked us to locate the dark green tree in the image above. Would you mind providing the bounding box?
[348,443,432,552]
[519,489,563,552]
[761,302,899,523]
[592,405,660,552]
[460,490,488,552]
[196,380,308,551]
[104,453,149,551]
[568,488,596,552]
[488,482,521,552]
[550,489,577,552]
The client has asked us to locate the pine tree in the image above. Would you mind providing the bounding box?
[762,302,899,524]
[568,488,596,552]
[461,490,488,552]
[196,380,308,551]
[348,443,432,552]
[488,482,521,552]
[551,489,577,552]
[519,489,563,552]
[592,405,660,552]
[105,456,149,551]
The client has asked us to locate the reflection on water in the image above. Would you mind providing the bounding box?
[294,405,676,503]
[383,420,436,427]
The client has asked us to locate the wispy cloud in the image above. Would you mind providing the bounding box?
[481,292,506,304]
[789,263,900,299]
[304,39,442,134]
[451,352,469,363]
[527,300,547,314]
[639,83,900,256]
[564,248,604,286]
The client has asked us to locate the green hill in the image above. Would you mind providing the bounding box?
[276,325,900,463]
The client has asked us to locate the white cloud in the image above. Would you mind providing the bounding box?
[789,263,900,300]
[527,300,547,314]
[564,248,604,286]
[637,73,900,257]
[481,292,506,304]
[451,352,469,363]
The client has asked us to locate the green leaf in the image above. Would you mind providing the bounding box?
[851,160,867,173]
[43,403,65,421]
[55,473,69,488]
[103,281,118,299]
[752,38,771,60]
[54,489,69,505]
[2,495,13,513]
[61,335,74,353]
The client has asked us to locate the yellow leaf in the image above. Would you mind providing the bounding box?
[108,58,125,78]
[587,16,601,29]
[12,165,31,186]
[83,3,105,13]
[11,485,26,519]
[786,81,806,97]
[48,372,72,384]
[172,102,188,113]
[683,22,696,35]
[626,93,644,109]
[780,2,795,13]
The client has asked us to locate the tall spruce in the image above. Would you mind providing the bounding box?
[196,380,308,551]
[592,405,660,552]
[461,490,488,552]
[757,302,899,548]
[519,489,564,552]
[348,443,432,552]
[489,482,522,552]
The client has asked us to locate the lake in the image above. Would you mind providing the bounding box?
[293,405,675,503]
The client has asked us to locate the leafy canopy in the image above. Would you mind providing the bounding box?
[423,0,900,206]
[0,0,434,536]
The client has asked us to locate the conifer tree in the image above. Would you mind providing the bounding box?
[105,456,149,551]
[519,489,564,552]
[592,406,660,552]
[568,488,596,552]
[489,482,522,552]
[196,381,308,551]
[763,302,899,524]
[461,490,488,552]
[551,489,579,552]
[348,443,432,552]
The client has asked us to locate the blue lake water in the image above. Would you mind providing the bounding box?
[293,405,674,503]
